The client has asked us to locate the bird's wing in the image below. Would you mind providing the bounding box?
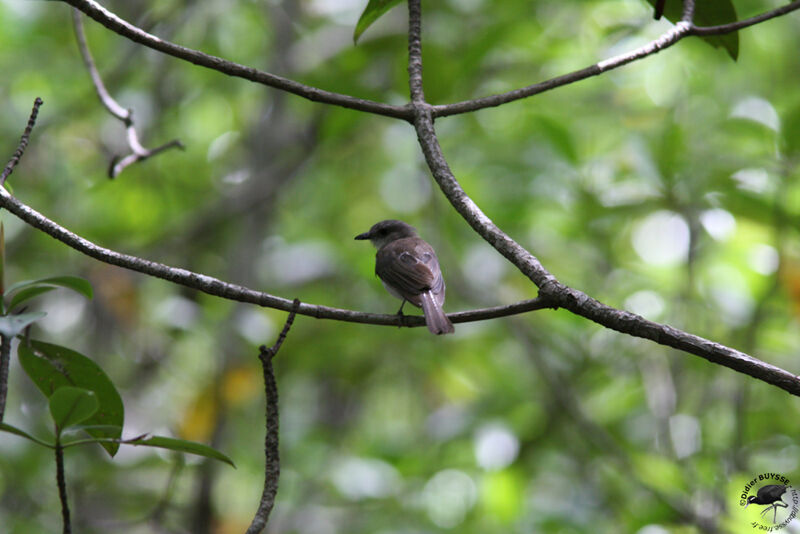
[375,239,438,298]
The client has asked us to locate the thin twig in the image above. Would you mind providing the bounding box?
[72,8,185,178]
[62,0,411,121]
[73,9,127,120]
[0,183,552,326]
[432,1,800,117]
[1,98,43,186]
[108,138,185,178]
[0,335,10,423]
[55,441,72,534]
[246,299,300,534]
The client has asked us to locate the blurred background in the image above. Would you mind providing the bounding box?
[0,0,799,532]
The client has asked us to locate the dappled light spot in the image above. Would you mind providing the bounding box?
[632,210,689,266]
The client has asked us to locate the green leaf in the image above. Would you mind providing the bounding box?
[18,340,124,456]
[353,0,403,43]
[7,285,58,311]
[643,0,739,60]
[49,386,98,434]
[0,422,55,448]
[0,311,47,337]
[125,435,236,467]
[5,276,93,301]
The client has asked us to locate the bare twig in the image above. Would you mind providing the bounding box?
[246,299,300,534]
[73,9,126,120]
[0,335,10,423]
[432,1,800,117]
[55,441,72,534]
[107,137,185,178]
[1,98,43,186]
[62,0,411,121]
[407,1,800,396]
[72,8,184,178]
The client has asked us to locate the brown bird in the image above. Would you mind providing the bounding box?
[355,220,454,335]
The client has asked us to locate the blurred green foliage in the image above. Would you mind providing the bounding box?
[0,0,799,532]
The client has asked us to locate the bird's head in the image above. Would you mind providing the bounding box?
[355,219,418,249]
[744,495,758,508]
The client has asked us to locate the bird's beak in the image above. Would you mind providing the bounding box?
[354,231,370,240]
[743,502,751,510]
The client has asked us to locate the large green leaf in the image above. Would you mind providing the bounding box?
[123,435,235,467]
[49,386,99,434]
[643,0,739,60]
[18,340,124,456]
[5,275,93,301]
[353,0,403,43]
[0,311,47,338]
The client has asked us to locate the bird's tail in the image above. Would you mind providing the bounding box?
[420,291,454,335]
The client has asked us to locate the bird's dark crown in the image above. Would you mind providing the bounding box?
[355,219,418,248]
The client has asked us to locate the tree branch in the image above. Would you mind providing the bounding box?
[406,5,800,397]
[61,0,411,121]
[246,299,300,534]
[0,184,552,327]
[413,104,800,396]
[431,1,800,118]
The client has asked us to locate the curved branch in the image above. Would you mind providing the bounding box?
[73,9,185,178]
[414,102,800,397]
[61,0,411,121]
[690,1,800,36]
[0,186,552,327]
[72,9,127,120]
[407,1,800,397]
[432,1,800,118]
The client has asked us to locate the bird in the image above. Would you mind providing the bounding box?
[355,219,454,335]
[744,484,789,524]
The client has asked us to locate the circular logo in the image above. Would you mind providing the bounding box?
[739,473,799,530]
